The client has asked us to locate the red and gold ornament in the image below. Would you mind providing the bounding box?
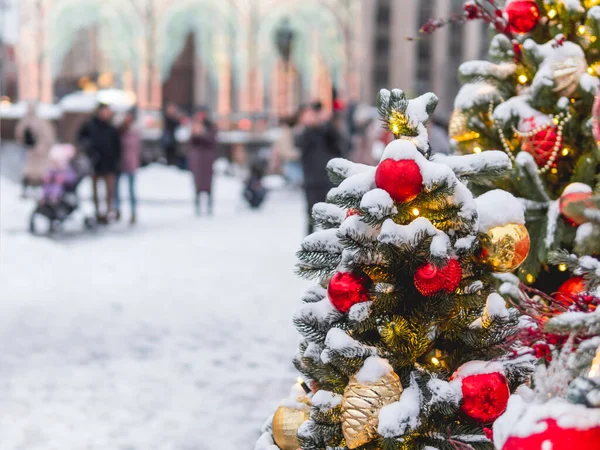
[375,158,423,203]
[328,271,371,313]
[559,188,594,226]
[452,368,510,423]
[414,259,462,297]
[521,125,559,168]
[505,0,540,35]
[502,418,600,450]
[554,276,587,309]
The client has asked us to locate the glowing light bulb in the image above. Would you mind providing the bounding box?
[592,36,598,43]
[391,124,400,134]
[578,25,587,35]
[473,147,482,154]
[553,117,560,125]
[526,273,534,284]
[431,357,440,366]
[551,168,558,174]
[548,9,557,19]
[518,74,528,84]
[562,148,569,156]
[588,347,600,379]
[589,66,596,75]
[412,208,420,216]
[558,264,567,272]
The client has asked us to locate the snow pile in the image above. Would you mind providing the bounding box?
[311,390,342,411]
[355,356,394,383]
[301,229,342,253]
[360,189,398,219]
[379,217,450,257]
[279,383,312,410]
[475,190,525,232]
[348,301,372,323]
[378,375,422,438]
[426,377,460,407]
[563,182,593,195]
[459,61,516,80]
[454,81,501,110]
[433,151,511,177]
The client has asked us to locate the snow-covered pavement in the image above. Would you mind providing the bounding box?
[0,164,308,449]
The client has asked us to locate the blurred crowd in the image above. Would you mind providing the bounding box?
[12,96,448,234]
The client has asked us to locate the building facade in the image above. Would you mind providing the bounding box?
[15,0,487,119]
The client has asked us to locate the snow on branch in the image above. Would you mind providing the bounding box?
[432,151,511,182]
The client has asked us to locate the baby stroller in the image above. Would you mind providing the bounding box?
[243,151,268,209]
[29,144,94,234]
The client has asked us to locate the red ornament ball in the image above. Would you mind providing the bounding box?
[460,372,510,423]
[375,158,423,203]
[554,276,587,309]
[327,271,371,313]
[559,191,594,226]
[521,126,558,168]
[505,0,541,34]
[414,259,462,297]
[502,418,600,450]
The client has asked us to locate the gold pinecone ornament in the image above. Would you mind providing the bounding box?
[272,405,310,450]
[341,369,402,448]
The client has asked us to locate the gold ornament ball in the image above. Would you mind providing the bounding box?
[449,109,481,155]
[341,371,402,449]
[272,406,309,450]
[552,55,587,97]
[478,223,531,273]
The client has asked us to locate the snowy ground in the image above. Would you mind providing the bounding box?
[0,152,308,449]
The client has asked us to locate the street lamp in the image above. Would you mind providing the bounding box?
[274,17,295,63]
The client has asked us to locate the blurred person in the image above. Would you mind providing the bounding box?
[186,108,218,215]
[350,104,378,166]
[162,102,181,166]
[15,100,56,197]
[295,103,343,235]
[270,115,302,185]
[77,103,121,223]
[115,108,141,225]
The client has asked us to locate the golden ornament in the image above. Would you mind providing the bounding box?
[552,55,587,97]
[478,223,531,273]
[341,371,402,449]
[272,405,310,450]
[584,0,600,8]
[449,109,482,155]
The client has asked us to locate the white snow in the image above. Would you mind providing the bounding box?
[279,382,312,410]
[378,375,421,438]
[355,356,394,384]
[311,390,342,411]
[327,158,374,181]
[563,182,593,195]
[450,361,505,393]
[379,217,450,257]
[327,170,376,200]
[432,151,511,178]
[311,202,346,225]
[576,223,594,246]
[454,81,501,110]
[0,164,309,449]
[545,200,560,249]
[475,190,525,232]
[301,228,342,253]
[485,293,510,320]
[459,61,516,80]
[360,189,397,218]
[324,328,361,351]
[426,377,460,407]
[348,301,372,322]
[294,298,341,325]
[580,73,600,93]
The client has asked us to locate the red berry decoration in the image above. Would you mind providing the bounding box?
[502,418,600,450]
[554,276,587,309]
[328,272,371,313]
[459,372,510,423]
[346,208,360,218]
[521,126,558,168]
[505,0,540,35]
[375,159,423,203]
[414,259,462,297]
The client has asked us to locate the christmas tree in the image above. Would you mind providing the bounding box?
[255,89,533,450]
[448,0,600,288]
[493,247,600,449]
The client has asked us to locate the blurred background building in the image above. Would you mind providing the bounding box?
[5,0,488,121]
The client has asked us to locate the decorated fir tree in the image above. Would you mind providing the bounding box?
[255,89,534,450]
[447,0,600,289]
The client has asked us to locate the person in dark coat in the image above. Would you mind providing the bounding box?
[186,109,218,215]
[295,102,344,235]
[162,102,181,166]
[77,103,121,223]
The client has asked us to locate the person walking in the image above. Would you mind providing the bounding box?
[186,109,218,215]
[162,102,181,166]
[115,109,141,224]
[295,102,343,235]
[15,100,56,197]
[77,103,121,223]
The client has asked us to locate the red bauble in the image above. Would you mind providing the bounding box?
[460,372,510,423]
[375,159,423,203]
[554,276,587,309]
[505,0,540,34]
[502,419,600,450]
[559,191,594,226]
[346,208,360,218]
[327,272,371,313]
[414,259,462,296]
[521,126,558,168]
